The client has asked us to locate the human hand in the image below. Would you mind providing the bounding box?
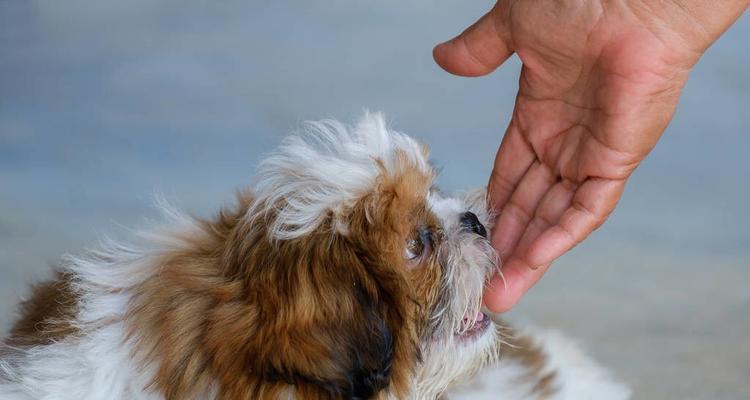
[434,0,748,312]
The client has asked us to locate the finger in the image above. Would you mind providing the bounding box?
[483,258,551,313]
[511,179,577,264]
[525,178,625,267]
[487,121,536,213]
[483,181,574,313]
[433,2,513,77]
[490,161,556,259]
[485,179,622,313]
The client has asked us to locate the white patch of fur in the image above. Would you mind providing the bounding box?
[443,356,543,400]
[252,111,431,240]
[410,327,499,400]
[531,329,631,400]
[444,327,631,400]
[0,202,203,400]
[427,194,464,231]
[0,324,160,400]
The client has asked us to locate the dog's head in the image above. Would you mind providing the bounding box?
[212,113,498,399]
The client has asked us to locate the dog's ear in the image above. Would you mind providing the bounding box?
[257,280,395,399]
[315,285,395,399]
[348,286,395,399]
[239,232,399,400]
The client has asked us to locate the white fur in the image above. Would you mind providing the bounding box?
[410,327,499,400]
[252,111,431,240]
[0,324,160,400]
[444,327,631,400]
[532,330,631,399]
[0,203,201,400]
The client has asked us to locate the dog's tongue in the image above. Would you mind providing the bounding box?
[463,311,485,324]
[475,312,485,322]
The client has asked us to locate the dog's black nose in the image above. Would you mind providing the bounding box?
[460,211,487,238]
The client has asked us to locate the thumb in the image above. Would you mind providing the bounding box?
[433,2,513,77]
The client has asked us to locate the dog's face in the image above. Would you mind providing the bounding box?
[220,114,498,399]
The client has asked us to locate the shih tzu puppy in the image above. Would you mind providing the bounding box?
[0,113,630,399]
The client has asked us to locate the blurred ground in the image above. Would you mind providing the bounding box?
[1,1,748,399]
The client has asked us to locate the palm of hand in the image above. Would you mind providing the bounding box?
[434,0,695,310]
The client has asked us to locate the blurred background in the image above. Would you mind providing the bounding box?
[0,1,748,398]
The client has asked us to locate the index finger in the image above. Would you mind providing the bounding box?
[525,177,625,267]
[483,257,550,313]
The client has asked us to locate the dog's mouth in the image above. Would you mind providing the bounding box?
[455,311,491,340]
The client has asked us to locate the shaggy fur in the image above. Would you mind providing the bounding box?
[0,112,630,400]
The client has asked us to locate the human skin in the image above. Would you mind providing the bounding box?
[433,0,749,312]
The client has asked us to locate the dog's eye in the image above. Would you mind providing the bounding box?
[404,229,432,264]
[404,237,424,261]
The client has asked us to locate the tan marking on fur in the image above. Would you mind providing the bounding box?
[6,271,80,347]
[127,160,444,399]
[498,322,559,398]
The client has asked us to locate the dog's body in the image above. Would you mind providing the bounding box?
[0,113,629,399]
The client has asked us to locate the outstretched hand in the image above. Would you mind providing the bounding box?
[434,0,747,312]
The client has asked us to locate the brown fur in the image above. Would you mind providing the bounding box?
[6,271,80,347]
[126,162,445,399]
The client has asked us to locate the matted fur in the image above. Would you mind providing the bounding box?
[0,113,630,400]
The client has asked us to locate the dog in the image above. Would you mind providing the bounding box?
[0,113,630,399]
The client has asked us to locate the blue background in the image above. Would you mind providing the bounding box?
[1,2,748,398]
